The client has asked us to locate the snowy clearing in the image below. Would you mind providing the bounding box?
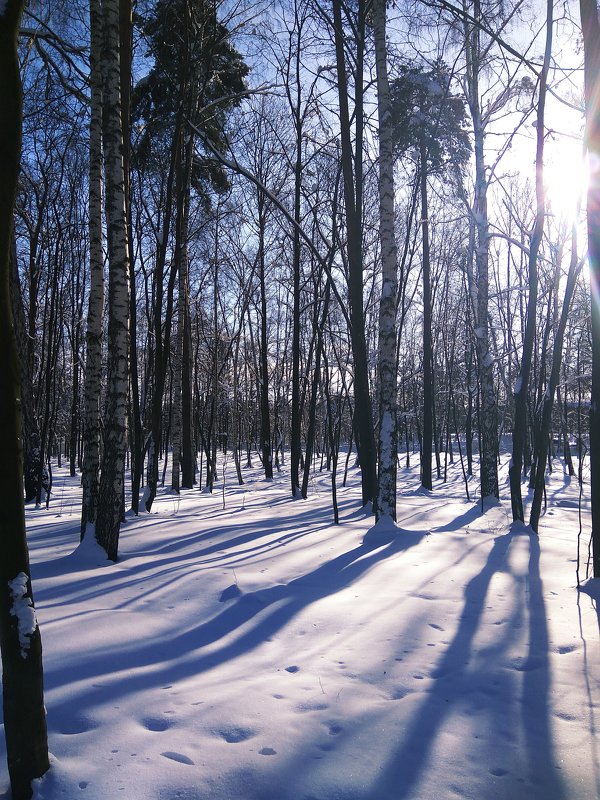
[1,453,599,800]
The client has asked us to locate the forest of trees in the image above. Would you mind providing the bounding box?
[2,0,600,793]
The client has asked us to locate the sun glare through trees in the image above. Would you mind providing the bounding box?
[1,0,600,797]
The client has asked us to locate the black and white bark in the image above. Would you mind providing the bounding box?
[81,0,104,539]
[464,0,499,500]
[95,0,131,561]
[374,0,399,519]
[419,141,434,492]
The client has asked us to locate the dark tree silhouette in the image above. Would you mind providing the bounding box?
[0,1,50,796]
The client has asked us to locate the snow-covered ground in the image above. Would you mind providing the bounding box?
[1,451,599,799]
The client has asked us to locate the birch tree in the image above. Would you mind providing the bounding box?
[373,0,399,520]
[463,0,499,500]
[94,0,132,561]
[80,0,104,539]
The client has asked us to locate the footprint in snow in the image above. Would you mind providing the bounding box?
[259,747,277,756]
[489,767,508,777]
[555,644,577,654]
[296,701,328,713]
[59,717,97,735]
[142,717,172,732]
[511,656,545,672]
[161,751,195,766]
[428,623,444,631]
[555,710,576,722]
[285,665,300,673]
[218,727,256,743]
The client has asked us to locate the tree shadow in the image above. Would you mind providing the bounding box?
[577,579,600,796]
[41,526,426,725]
[432,501,485,532]
[368,525,566,799]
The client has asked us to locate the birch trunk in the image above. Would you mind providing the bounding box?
[95,0,131,561]
[464,0,499,500]
[81,0,104,539]
[374,0,398,519]
[0,2,50,795]
[420,142,434,492]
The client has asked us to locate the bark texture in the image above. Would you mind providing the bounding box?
[464,0,499,500]
[81,0,105,539]
[95,0,131,561]
[374,0,398,519]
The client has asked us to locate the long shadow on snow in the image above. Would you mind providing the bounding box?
[431,501,487,533]
[42,528,426,724]
[369,526,566,800]
[31,499,341,607]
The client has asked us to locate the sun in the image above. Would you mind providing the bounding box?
[543,141,587,224]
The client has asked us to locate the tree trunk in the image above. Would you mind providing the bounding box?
[374,0,399,519]
[0,2,50,795]
[332,0,377,509]
[9,239,44,503]
[509,0,553,519]
[530,233,583,531]
[81,0,104,538]
[464,0,499,500]
[257,197,273,480]
[95,0,131,561]
[144,116,180,512]
[290,19,303,499]
[302,280,331,498]
[120,0,143,515]
[420,146,433,492]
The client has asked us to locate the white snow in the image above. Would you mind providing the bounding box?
[1,452,599,799]
[8,572,38,658]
